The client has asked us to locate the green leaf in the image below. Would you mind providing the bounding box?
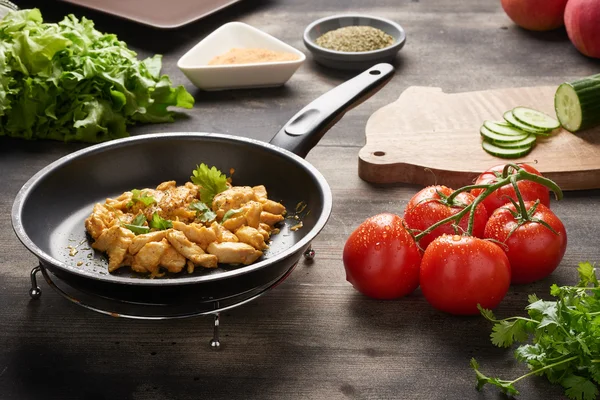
[190,164,229,204]
[149,212,172,231]
[222,208,243,222]
[562,374,599,400]
[189,201,216,223]
[122,213,149,235]
[126,189,155,208]
[0,9,194,143]
[578,262,599,288]
[470,358,519,396]
[490,319,529,348]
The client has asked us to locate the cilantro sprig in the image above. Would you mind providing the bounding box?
[122,214,150,235]
[190,164,228,204]
[473,262,600,400]
[189,201,217,223]
[126,189,155,208]
[149,212,172,230]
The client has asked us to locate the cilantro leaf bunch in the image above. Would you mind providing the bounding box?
[190,163,229,204]
[473,262,600,400]
[0,9,194,142]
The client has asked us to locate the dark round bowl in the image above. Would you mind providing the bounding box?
[303,14,406,70]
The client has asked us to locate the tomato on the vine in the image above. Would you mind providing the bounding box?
[343,213,421,300]
[471,164,550,214]
[420,234,511,315]
[484,201,567,284]
[403,185,488,249]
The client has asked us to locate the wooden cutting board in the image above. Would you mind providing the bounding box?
[358,86,600,191]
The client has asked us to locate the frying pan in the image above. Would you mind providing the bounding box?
[12,63,395,310]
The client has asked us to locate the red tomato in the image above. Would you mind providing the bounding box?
[403,185,488,249]
[484,201,567,284]
[420,235,511,315]
[343,213,421,300]
[471,164,550,214]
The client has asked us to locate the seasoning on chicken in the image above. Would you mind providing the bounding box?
[84,163,287,278]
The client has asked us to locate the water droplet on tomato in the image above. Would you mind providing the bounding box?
[375,242,381,250]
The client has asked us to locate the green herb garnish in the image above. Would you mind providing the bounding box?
[472,262,600,400]
[126,189,156,208]
[189,201,217,223]
[222,208,243,222]
[0,9,194,143]
[190,163,228,204]
[149,212,172,231]
[122,214,150,235]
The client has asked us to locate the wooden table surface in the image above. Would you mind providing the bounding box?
[2,1,600,399]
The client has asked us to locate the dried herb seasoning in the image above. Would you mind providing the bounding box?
[315,26,394,52]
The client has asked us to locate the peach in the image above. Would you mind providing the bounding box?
[500,0,568,31]
[565,0,600,58]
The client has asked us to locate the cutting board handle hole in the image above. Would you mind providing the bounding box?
[369,70,381,76]
[373,151,386,156]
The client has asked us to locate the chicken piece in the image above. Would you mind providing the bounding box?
[210,222,239,243]
[243,201,263,228]
[258,223,271,240]
[172,221,217,251]
[166,230,218,268]
[212,186,256,218]
[252,185,268,202]
[260,211,285,227]
[222,215,246,232]
[262,199,286,215]
[85,203,112,239]
[155,181,199,223]
[235,226,268,250]
[131,239,169,276]
[129,231,167,255]
[207,241,263,265]
[159,243,187,273]
[92,225,135,272]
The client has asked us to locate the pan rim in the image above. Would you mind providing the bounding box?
[11,132,333,287]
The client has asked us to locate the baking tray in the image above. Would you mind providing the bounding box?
[59,0,243,29]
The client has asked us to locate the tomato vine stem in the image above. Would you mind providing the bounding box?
[413,166,563,241]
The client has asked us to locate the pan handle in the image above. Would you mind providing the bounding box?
[269,63,395,158]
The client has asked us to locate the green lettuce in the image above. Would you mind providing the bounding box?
[0,9,194,143]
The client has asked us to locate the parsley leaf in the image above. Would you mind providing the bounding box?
[190,164,228,204]
[123,213,150,235]
[189,201,217,223]
[126,189,155,208]
[473,262,600,400]
[149,212,172,231]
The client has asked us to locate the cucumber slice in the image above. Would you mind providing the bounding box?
[512,106,560,130]
[555,76,600,133]
[483,120,528,136]
[480,126,529,142]
[493,134,537,148]
[482,140,533,159]
[503,111,551,135]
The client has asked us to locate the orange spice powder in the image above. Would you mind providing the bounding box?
[208,48,300,65]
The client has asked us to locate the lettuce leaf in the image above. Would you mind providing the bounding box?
[0,9,194,143]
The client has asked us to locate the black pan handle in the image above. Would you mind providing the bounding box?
[269,63,395,158]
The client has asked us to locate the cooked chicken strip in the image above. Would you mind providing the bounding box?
[155,181,199,223]
[262,199,286,215]
[243,201,262,228]
[212,186,256,218]
[222,215,246,232]
[159,243,187,273]
[131,239,169,276]
[235,226,268,250]
[85,204,111,239]
[260,211,285,227]
[252,185,268,202]
[210,222,239,243]
[92,225,135,272]
[207,241,262,265]
[172,221,217,251]
[166,230,218,268]
[129,231,167,255]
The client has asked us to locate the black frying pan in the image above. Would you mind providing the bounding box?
[12,63,395,309]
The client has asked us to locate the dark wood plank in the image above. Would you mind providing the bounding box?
[2,1,600,400]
